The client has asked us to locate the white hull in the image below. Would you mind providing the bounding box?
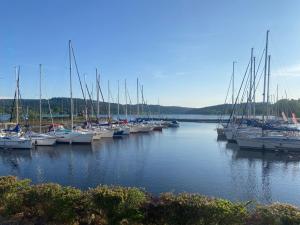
[27,133,57,146]
[49,130,93,144]
[224,126,262,142]
[0,137,32,149]
[237,136,300,151]
[129,125,152,133]
[31,137,56,146]
[129,125,140,133]
[224,127,235,141]
[92,128,114,139]
[72,132,93,143]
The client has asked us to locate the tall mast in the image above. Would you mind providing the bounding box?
[39,64,42,133]
[96,69,99,118]
[276,84,279,117]
[15,66,19,124]
[84,74,88,121]
[248,48,253,118]
[267,55,271,119]
[117,80,120,120]
[232,61,235,107]
[262,30,269,122]
[137,78,139,116]
[125,79,127,119]
[253,56,256,117]
[108,80,110,119]
[141,85,144,115]
[69,40,74,130]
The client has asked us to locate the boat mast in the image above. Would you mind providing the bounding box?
[15,66,19,124]
[232,61,235,107]
[141,85,144,116]
[39,64,42,133]
[267,55,271,119]
[253,56,256,117]
[69,40,74,131]
[262,30,269,122]
[276,84,279,117]
[96,68,99,119]
[125,79,127,119]
[231,61,236,119]
[137,78,139,117]
[83,74,88,121]
[117,80,120,120]
[108,80,110,120]
[248,48,253,118]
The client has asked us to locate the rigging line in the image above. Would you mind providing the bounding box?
[127,90,133,118]
[218,72,233,122]
[255,48,265,76]
[70,42,90,122]
[9,89,17,122]
[255,66,265,93]
[235,63,251,119]
[237,66,252,129]
[253,48,266,92]
[97,75,108,118]
[84,79,98,122]
[227,58,251,126]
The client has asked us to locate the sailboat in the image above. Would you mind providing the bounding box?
[90,70,114,139]
[0,67,32,149]
[26,64,56,146]
[234,31,300,151]
[128,78,152,133]
[48,40,93,144]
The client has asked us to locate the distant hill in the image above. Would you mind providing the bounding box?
[0,97,298,121]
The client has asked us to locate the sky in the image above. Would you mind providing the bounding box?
[1,0,300,108]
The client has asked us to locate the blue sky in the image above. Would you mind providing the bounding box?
[1,0,300,107]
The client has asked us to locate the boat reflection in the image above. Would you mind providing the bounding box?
[225,142,300,163]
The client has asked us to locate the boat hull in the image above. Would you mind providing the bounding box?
[32,137,56,146]
[237,136,300,151]
[0,138,32,149]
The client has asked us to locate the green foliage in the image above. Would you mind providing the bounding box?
[0,176,300,225]
[247,203,300,225]
[90,185,147,224]
[143,193,247,225]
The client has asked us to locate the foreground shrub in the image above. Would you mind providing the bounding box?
[247,203,300,225]
[0,176,300,225]
[90,185,147,224]
[0,175,31,215]
[143,193,247,225]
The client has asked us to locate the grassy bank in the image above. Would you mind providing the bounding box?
[0,176,299,225]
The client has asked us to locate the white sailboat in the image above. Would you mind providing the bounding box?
[0,136,32,149]
[0,67,32,149]
[28,64,56,146]
[48,41,93,144]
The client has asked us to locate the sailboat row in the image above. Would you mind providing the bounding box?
[0,41,178,149]
[217,30,300,152]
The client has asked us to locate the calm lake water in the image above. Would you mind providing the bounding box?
[1,122,300,206]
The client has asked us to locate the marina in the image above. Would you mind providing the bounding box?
[2,1,300,224]
[1,122,300,206]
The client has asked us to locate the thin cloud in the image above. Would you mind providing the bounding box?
[273,64,300,77]
[152,71,190,79]
[153,71,168,79]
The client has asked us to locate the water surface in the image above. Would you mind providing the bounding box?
[0,122,300,206]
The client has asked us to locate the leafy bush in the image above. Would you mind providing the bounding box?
[246,203,300,225]
[0,176,299,225]
[143,193,247,225]
[90,185,147,224]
